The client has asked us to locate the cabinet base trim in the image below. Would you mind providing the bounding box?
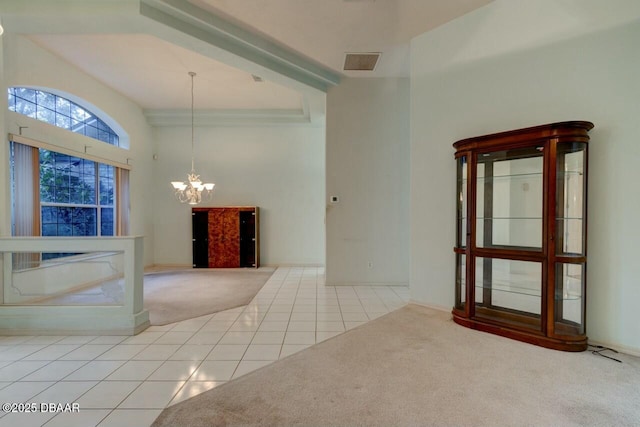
[452,311,588,352]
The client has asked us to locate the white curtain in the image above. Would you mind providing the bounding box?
[117,168,130,235]
[11,141,40,269]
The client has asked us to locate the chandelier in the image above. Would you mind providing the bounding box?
[171,71,215,205]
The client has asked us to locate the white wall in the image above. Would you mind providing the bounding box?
[152,125,325,266]
[326,78,410,286]
[0,34,156,265]
[410,3,640,352]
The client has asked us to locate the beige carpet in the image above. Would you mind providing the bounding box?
[152,304,640,426]
[144,268,274,326]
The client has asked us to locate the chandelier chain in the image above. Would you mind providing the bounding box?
[190,71,196,174]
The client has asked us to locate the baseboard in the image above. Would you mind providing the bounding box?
[0,309,150,336]
[148,263,325,270]
[409,300,452,313]
[0,324,149,336]
[326,281,408,287]
[145,264,192,272]
[262,263,325,268]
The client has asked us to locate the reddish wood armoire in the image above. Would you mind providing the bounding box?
[192,207,259,268]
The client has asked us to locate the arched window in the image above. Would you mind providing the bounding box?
[8,87,120,146]
[7,88,130,265]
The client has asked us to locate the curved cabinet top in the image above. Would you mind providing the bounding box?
[453,121,594,153]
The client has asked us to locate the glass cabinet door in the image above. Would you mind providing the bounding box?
[556,142,587,256]
[456,156,467,248]
[474,257,542,328]
[455,254,466,310]
[454,155,467,311]
[554,142,587,337]
[476,146,544,250]
[473,145,545,328]
[554,263,585,336]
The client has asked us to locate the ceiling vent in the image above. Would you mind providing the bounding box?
[343,53,381,71]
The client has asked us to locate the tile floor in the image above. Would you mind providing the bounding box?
[0,267,409,427]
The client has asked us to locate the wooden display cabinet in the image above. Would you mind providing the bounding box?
[452,121,593,351]
[192,206,259,268]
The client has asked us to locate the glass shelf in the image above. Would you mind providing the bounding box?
[477,217,542,220]
[477,172,543,180]
[475,283,539,297]
[476,217,542,248]
[557,170,583,177]
[474,284,582,301]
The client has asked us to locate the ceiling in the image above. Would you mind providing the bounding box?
[29,33,304,111]
[3,0,493,119]
[192,0,493,77]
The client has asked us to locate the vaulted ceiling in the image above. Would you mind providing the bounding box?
[1,0,494,123]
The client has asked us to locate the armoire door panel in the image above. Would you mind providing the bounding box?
[192,211,209,268]
[209,208,240,268]
[239,210,256,267]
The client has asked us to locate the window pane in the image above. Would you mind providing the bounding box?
[98,130,111,144]
[41,206,56,224]
[8,91,15,111]
[72,208,97,236]
[15,87,36,102]
[40,206,98,238]
[71,119,84,134]
[58,224,72,236]
[42,224,57,236]
[55,96,71,115]
[99,164,113,178]
[37,91,56,109]
[71,104,87,121]
[40,155,56,202]
[80,174,96,204]
[100,178,114,205]
[55,113,71,129]
[96,119,108,131]
[15,99,37,118]
[85,125,98,139]
[101,207,114,236]
[36,106,56,124]
[56,207,71,224]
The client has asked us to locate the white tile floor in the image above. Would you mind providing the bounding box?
[0,267,409,427]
